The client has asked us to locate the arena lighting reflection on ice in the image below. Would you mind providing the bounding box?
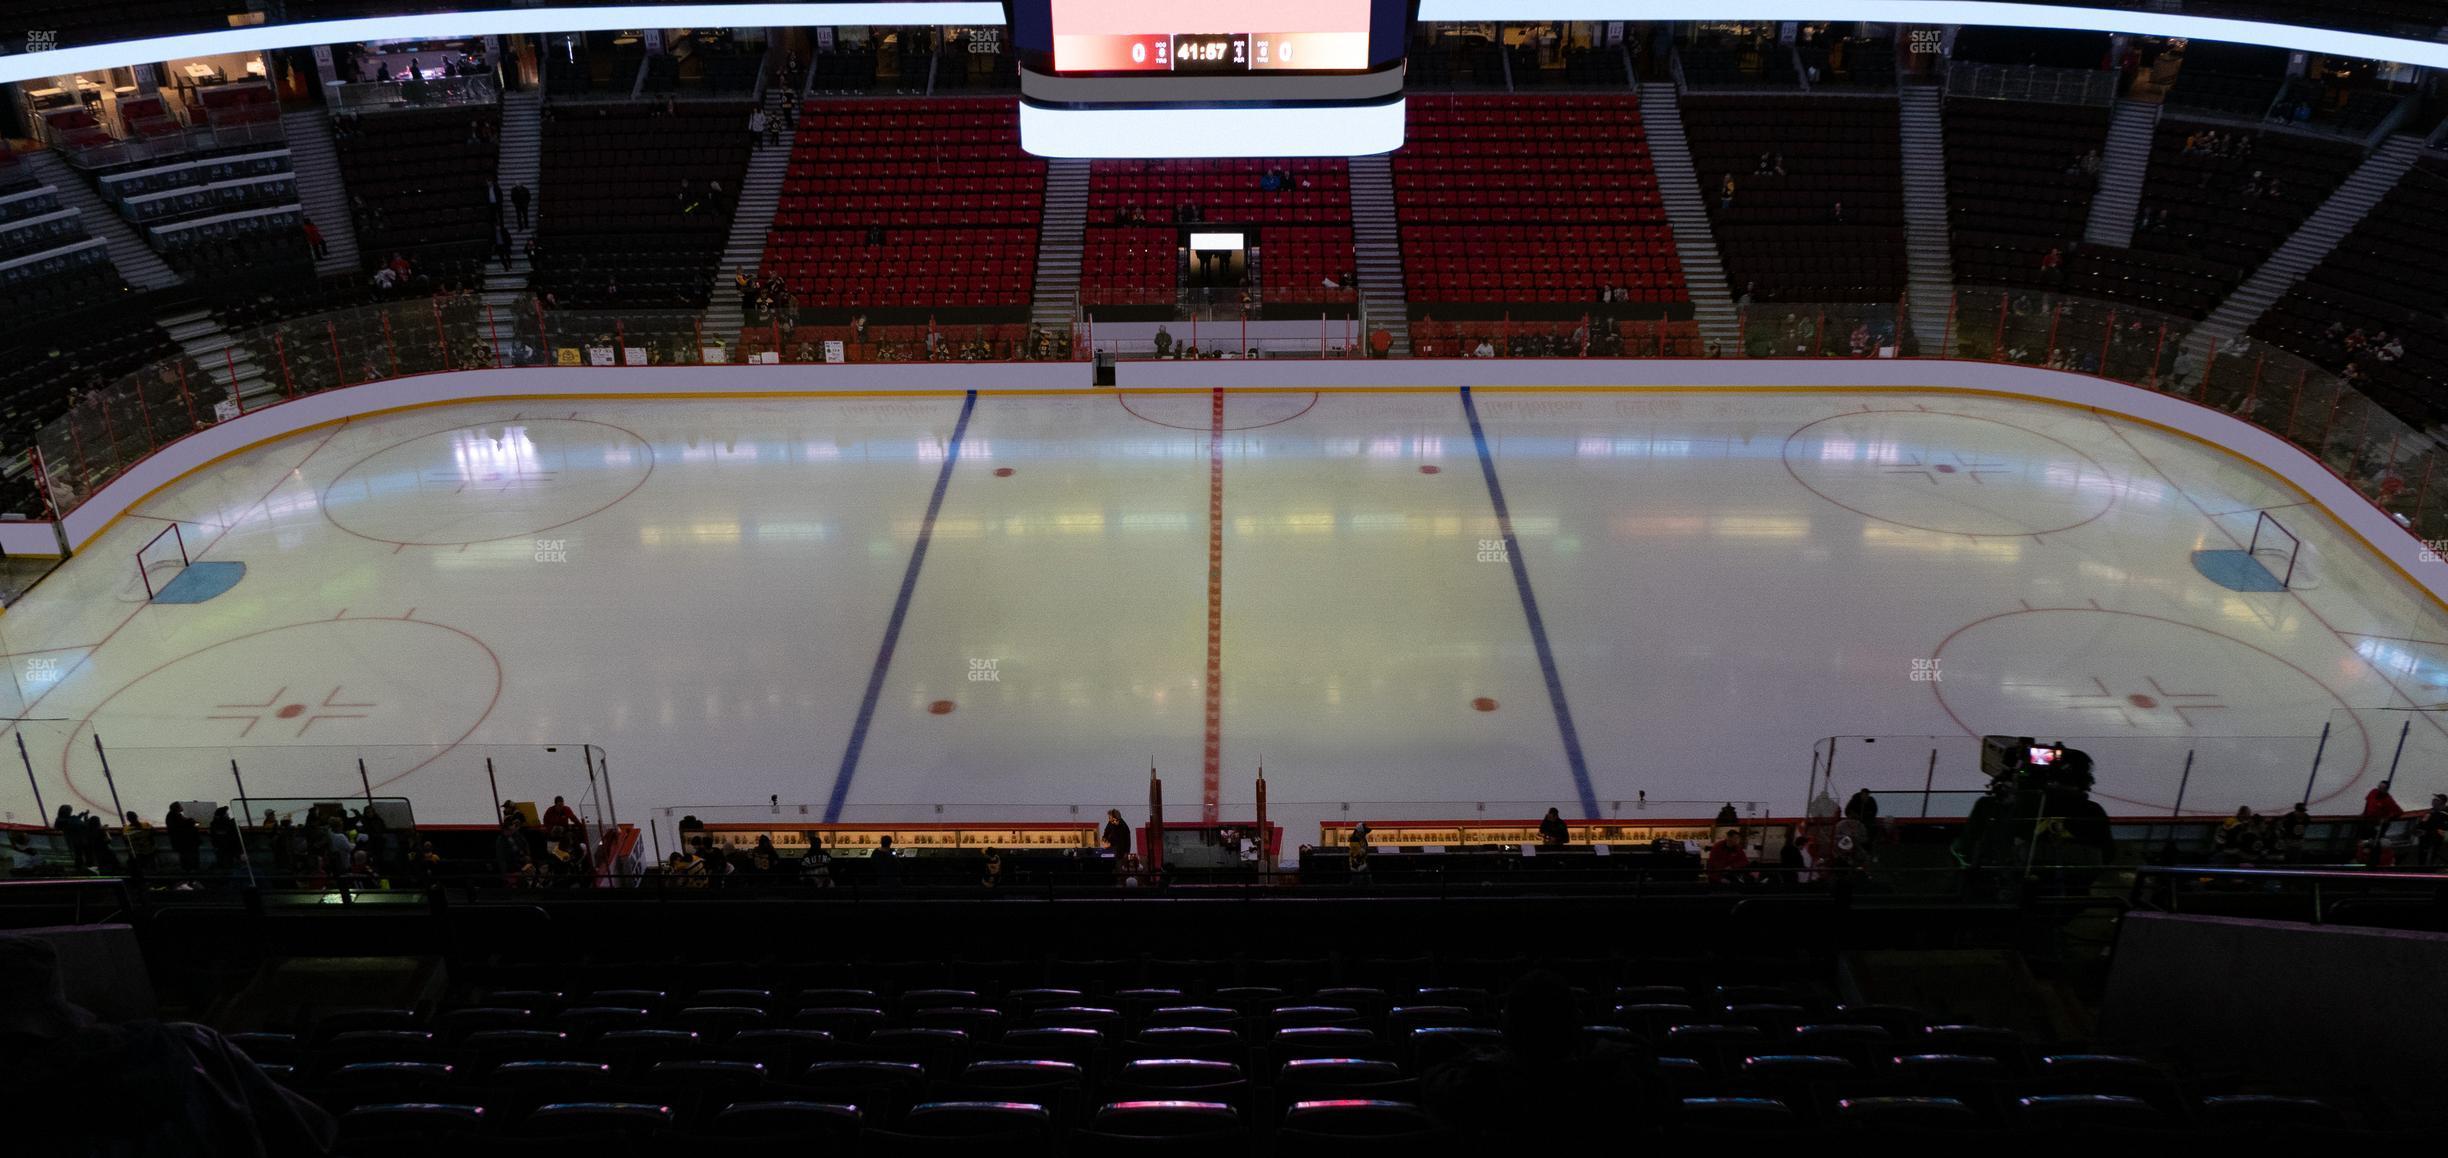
[10,1,2448,84]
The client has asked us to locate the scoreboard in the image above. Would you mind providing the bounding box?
[1046,0,1378,74]
[1013,0,1408,157]
[1054,31,1371,73]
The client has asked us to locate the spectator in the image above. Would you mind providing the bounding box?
[2277,801,2311,860]
[2216,806,2258,862]
[485,177,500,221]
[2363,780,2403,838]
[1102,809,1132,859]
[494,223,514,271]
[1472,338,1496,358]
[870,835,898,886]
[302,219,327,260]
[540,795,579,837]
[122,812,155,875]
[54,806,84,870]
[0,934,336,1154]
[2419,794,2448,866]
[1705,831,1750,885]
[511,183,531,230]
[982,849,1003,888]
[1538,807,1569,848]
[165,804,201,873]
[748,107,767,150]
[1346,822,1372,881]
[1829,199,1845,223]
[799,832,833,887]
[7,831,38,874]
[1719,173,1736,208]
[207,806,243,871]
[2039,247,2062,279]
[1151,326,1174,359]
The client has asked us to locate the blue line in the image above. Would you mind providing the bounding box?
[822,390,978,822]
[1459,387,1600,820]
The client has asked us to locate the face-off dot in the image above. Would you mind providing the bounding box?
[928,700,957,715]
[1471,697,1499,712]
[993,467,1015,477]
[1419,465,1442,475]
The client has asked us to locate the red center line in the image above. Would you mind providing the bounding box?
[1203,387,1226,824]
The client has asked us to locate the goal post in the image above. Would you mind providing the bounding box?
[2248,510,2302,590]
[136,522,189,601]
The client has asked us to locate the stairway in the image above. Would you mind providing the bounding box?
[1896,87,1956,351]
[1638,83,1740,352]
[700,85,798,349]
[1345,152,1410,356]
[1028,158,1091,335]
[2083,100,2159,248]
[20,148,179,291]
[481,90,544,358]
[2183,134,2424,356]
[158,306,268,406]
[278,109,362,276]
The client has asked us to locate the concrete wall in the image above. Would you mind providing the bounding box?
[32,359,2448,621]
[2101,911,2448,1104]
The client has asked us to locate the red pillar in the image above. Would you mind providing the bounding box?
[132,377,156,447]
[271,332,295,397]
[381,309,400,378]
[2284,368,2306,439]
[487,305,503,368]
[2149,323,2167,388]
[1814,311,1827,358]
[2415,456,2437,531]
[1992,293,2008,360]
[1941,291,1958,357]
[328,321,344,387]
[2045,304,2062,358]
[2098,309,2117,375]
[174,360,197,427]
[431,298,448,368]
[535,298,551,352]
[224,349,241,405]
[2198,337,2217,402]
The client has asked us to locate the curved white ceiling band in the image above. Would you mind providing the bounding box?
[0,4,1005,84]
[2,2,2440,86]
[1417,0,2448,69]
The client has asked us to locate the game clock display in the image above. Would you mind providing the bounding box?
[1055,30,1368,73]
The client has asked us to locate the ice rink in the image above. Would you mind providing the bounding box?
[5,385,2447,836]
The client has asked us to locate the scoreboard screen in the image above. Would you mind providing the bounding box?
[1049,0,1375,74]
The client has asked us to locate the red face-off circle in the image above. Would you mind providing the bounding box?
[1471,697,1499,712]
[928,700,957,715]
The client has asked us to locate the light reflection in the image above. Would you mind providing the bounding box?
[1859,525,2024,559]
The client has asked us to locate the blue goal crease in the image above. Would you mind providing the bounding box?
[822,390,978,822]
[1459,386,1601,820]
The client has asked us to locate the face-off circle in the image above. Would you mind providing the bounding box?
[58,617,502,811]
[1928,607,2370,810]
[321,419,655,546]
[1116,392,1320,431]
[1781,410,2119,537]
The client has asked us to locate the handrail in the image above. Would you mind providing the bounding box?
[2131,863,2448,886]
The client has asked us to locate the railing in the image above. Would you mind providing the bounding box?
[57,118,289,171]
[325,75,500,111]
[1944,63,2117,106]
[2129,863,2448,926]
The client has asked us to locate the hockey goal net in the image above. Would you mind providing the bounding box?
[136,522,189,601]
[2248,510,2306,590]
